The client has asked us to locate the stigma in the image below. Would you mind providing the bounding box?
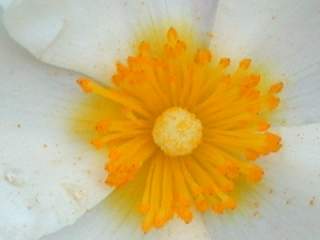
[153,107,202,156]
[77,27,283,233]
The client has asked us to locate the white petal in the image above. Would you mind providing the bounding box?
[204,123,320,239]
[0,0,12,10]
[0,20,111,240]
[39,183,144,240]
[211,0,320,125]
[40,182,210,240]
[3,0,218,82]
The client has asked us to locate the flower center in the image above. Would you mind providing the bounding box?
[152,107,202,156]
[76,27,283,233]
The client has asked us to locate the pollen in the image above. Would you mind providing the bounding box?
[77,27,283,233]
[152,107,202,156]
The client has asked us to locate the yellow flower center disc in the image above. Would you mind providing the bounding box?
[152,107,202,156]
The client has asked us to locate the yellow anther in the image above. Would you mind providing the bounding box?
[269,82,284,94]
[242,74,260,88]
[90,139,104,149]
[212,203,224,214]
[196,199,209,212]
[239,58,252,69]
[77,77,93,93]
[219,58,231,68]
[223,198,236,210]
[246,165,264,183]
[167,27,178,43]
[195,49,212,64]
[177,208,193,223]
[258,121,270,131]
[245,149,259,161]
[139,41,150,57]
[267,95,280,110]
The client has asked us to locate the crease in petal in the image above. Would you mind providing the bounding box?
[3,0,218,82]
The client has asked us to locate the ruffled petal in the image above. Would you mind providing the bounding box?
[3,0,218,82]
[211,0,320,125]
[203,123,320,239]
[0,21,111,240]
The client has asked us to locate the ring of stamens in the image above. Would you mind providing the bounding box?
[77,27,283,233]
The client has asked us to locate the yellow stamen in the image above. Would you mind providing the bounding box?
[76,27,283,232]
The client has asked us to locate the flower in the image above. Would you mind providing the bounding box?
[0,1,320,240]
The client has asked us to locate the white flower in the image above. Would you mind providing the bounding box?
[0,0,320,240]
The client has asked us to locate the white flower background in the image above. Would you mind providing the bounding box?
[0,0,320,240]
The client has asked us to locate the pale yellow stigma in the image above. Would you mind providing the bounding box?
[152,107,202,156]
